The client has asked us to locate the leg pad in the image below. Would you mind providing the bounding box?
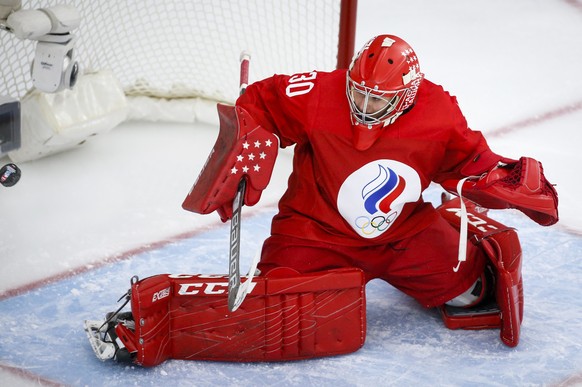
[117,267,366,366]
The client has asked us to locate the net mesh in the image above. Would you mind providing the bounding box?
[1,0,343,103]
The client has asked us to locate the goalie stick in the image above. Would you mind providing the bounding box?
[227,51,256,312]
[228,177,245,311]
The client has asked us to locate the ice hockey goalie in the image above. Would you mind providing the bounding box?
[84,34,559,367]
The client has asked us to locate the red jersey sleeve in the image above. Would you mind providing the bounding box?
[235,71,322,148]
[433,92,504,183]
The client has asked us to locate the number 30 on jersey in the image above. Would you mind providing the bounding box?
[286,71,317,97]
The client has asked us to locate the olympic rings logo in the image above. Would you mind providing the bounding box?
[354,212,398,236]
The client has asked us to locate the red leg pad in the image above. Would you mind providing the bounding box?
[118,268,366,367]
[481,229,524,347]
[438,198,523,347]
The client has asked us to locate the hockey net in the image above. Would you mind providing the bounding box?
[1,0,356,160]
[1,0,356,105]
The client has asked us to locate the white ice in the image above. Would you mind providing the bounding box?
[1,0,581,386]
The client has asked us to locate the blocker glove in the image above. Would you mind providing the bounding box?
[182,103,279,221]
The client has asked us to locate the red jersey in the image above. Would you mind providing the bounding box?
[236,69,497,246]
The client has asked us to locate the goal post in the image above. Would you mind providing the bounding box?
[0,0,358,161]
[337,0,358,70]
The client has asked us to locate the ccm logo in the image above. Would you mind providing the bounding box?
[177,281,257,296]
[152,287,171,302]
[445,207,499,233]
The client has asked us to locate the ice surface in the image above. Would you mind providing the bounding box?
[1,207,581,386]
[1,0,582,386]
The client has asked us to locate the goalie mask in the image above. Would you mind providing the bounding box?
[347,35,424,150]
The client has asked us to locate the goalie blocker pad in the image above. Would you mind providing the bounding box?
[182,103,279,221]
[437,197,523,347]
[114,268,365,367]
[441,156,558,226]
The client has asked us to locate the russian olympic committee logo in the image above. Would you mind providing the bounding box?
[337,160,421,239]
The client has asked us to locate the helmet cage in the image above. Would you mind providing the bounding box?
[347,75,410,127]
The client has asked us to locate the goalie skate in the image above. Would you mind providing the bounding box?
[84,312,135,362]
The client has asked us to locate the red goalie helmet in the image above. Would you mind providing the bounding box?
[347,35,424,150]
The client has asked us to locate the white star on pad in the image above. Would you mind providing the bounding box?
[231,134,276,177]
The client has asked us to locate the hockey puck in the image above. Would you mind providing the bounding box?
[0,163,21,187]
